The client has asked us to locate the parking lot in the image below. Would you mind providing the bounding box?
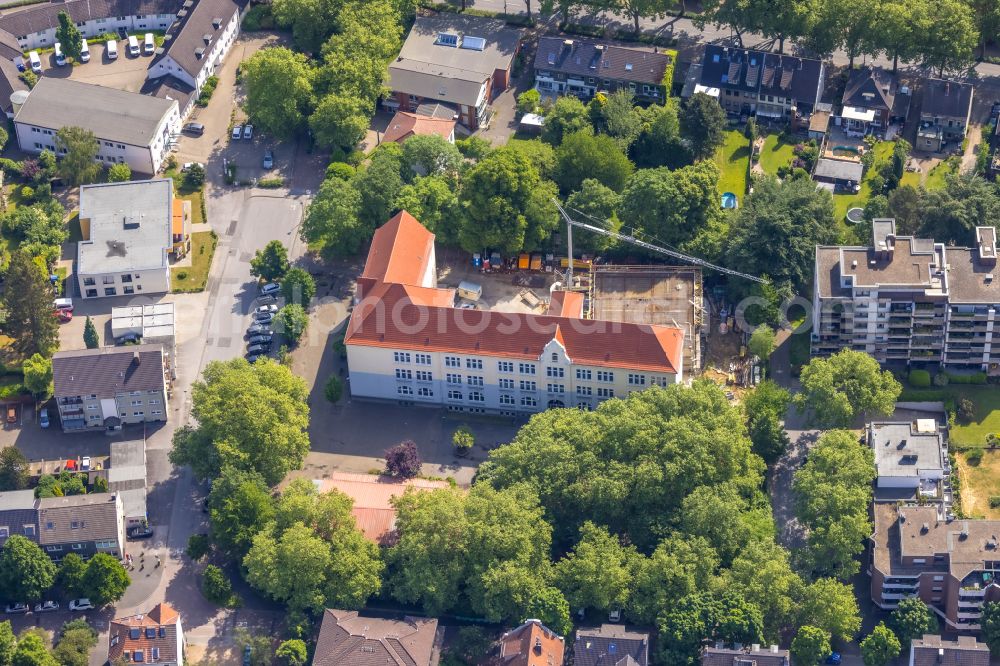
[32,39,155,92]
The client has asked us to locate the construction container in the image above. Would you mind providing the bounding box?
[530,254,542,271]
[518,253,530,270]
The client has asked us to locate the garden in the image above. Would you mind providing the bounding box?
[715,130,750,196]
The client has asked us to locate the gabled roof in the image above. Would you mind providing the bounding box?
[701,646,790,666]
[52,344,165,399]
[0,0,174,40]
[920,78,974,120]
[360,211,436,288]
[534,36,671,87]
[499,619,565,666]
[699,44,763,94]
[108,603,181,665]
[910,634,989,666]
[574,625,649,666]
[37,493,120,545]
[150,0,243,79]
[843,66,895,111]
[313,609,438,666]
[759,51,823,104]
[382,111,456,144]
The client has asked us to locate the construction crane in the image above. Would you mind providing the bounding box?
[554,201,767,285]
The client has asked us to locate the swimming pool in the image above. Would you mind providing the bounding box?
[721,192,738,209]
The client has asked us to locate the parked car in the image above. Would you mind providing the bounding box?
[33,601,58,613]
[232,125,243,140]
[4,604,27,614]
[68,599,94,611]
[182,122,205,136]
[79,39,90,62]
[243,646,252,666]
[259,282,280,296]
[252,311,274,323]
[246,324,272,336]
[255,304,277,314]
[53,298,73,312]
[127,525,153,540]
[127,35,139,56]
[28,50,40,73]
[116,332,141,345]
[246,343,270,355]
[106,39,118,60]
[81,456,91,471]
[116,27,128,40]
[246,354,260,363]
[6,406,16,424]
[39,409,49,429]
[242,124,253,140]
[248,334,273,345]
[143,33,154,55]
[54,42,66,66]
[54,309,72,323]
[256,294,276,305]
[825,653,841,665]
[262,150,273,169]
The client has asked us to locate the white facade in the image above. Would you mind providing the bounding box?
[147,9,240,93]
[14,14,175,51]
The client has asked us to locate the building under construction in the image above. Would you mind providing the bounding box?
[590,265,704,372]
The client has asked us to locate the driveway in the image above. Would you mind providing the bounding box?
[35,41,152,92]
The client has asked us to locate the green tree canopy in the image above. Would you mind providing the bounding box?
[657,591,765,666]
[799,577,861,642]
[679,93,727,160]
[890,596,938,645]
[748,325,775,360]
[83,316,99,350]
[275,639,307,666]
[52,618,97,666]
[300,175,365,256]
[790,625,831,666]
[55,554,86,599]
[563,178,622,252]
[275,304,309,345]
[795,349,901,428]
[860,622,901,666]
[0,448,29,492]
[250,241,290,283]
[55,12,82,61]
[400,134,463,180]
[310,94,370,150]
[0,621,14,666]
[0,536,55,602]
[106,163,131,183]
[54,127,100,186]
[554,521,638,612]
[242,48,314,139]
[742,380,790,464]
[281,268,316,307]
[22,354,52,399]
[208,466,275,558]
[542,96,591,145]
[5,251,59,356]
[916,173,1000,245]
[82,553,130,605]
[11,633,56,666]
[628,534,718,626]
[394,176,460,245]
[554,130,634,194]
[981,601,1000,653]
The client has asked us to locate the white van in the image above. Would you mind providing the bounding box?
[143,33,154,54]
[127,35,139,56]
[106,39,118,59]
[54,42,65,66]
[28,50,41,73]
[53,298,73,312]
[79,39,89,62]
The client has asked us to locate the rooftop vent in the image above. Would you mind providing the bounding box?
[851,259,858,268]
[563,39,574,47]
[961,529,970,539]
[625,63,633,71]
[202,33,212,43]
[921,522,930,533]
[595,44,604,51]
[987,274,994,283]
[132,350,141,366]
[194,47,205,59]
[212,17,222,28]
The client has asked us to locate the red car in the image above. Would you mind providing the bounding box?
[53,309,72,323]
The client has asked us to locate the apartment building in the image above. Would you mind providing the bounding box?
[701,644,789,666]
[345,212,684,416]
[909,635,989,666]
[52,345,169,432]
[813,219,1000,372]
[870,420,949,502]
[0,491,125,562]
[109,603,184,666]
[0,0,175,51]
[869,503,1000,630]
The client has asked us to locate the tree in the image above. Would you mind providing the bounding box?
[679,93,726,160]
[83,553,129,605]
[400,134,463,180]
[860,622,901,666]
[22,354,52,399]
[791,626,831,666]
[599,90,643,151]
[0,448,29,491]
[554,522,637,612]
[872,0,922,72]
[658,591,765,665]
[273,0,343,53]
[723,539,803,642]
[202,565,235,606]
[795,349,901,428]
[11,633,56,666]
[541,96,591,145]
[55,12,82,62]
[324,375,343,403]
[52,619,97,666]
[888,185,922,235]
[917,173,1000,245]
[800,578,861,642]
[563,179,622,252]
[517,89,540,115]
[632,99,690,168]
[744,383,790,465]
[748,325,775,360]
[54,554,86,599]
[981,601,1000,654]
[384,440,421,478]
[170,358,310,485]
[0,536,55,602]
[106,163,131,183]
[0,622,14,666]
[310,94,370,150]
[207,467,275,558]
[890,597,938,645]
[300,176,365,256]
[83,317,99,349]
[458,148,559,254]
[275,304,309,345]
[628,535,718,626]
[54,127,100,186]
[554,131,633,194]
[5,251,59,356]
[394,176,460,244]
[186,534,210,561]
[275,639,307,666]
[242,48,314,140]
[250,241,290,283]
[183,163,205,190]
[619,161,720,250]
[915,0,977,76]
[280,268,316,307]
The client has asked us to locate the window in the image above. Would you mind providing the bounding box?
[397,385,413,396]
[151,410,162,416]
[415,371,432,381]
[96,540,116,549]
[519,363,536,375]
[104,288,116,296]
[83,277,95,286]
[597,388,614,398]
[577,386,592,396]
[22,526,34,536]
[71,520,81,529]
[466,358,483,370]
[628,373,646,386]
[46,546,62,552]
[103,275,115,284]
[393,352,411,363]
[547,384,565,394]
[448,390,463,400]
[651,376,671,387]
[123,286,134,295]
[151,649,159,661]
[446,374,462,385]
[121,274,132,283]
[933,575,945,581]
[551,353,559,362]
[519,380,536,391]
[130,400,142,406]
[469,391,485,402]
[467,376,484,387]
[546,367,564,378]
[417,387,433,397]
[597,370,613,382]
[500,394,515,405]
[415,353,431,365]
[0,527,7,538]
[576,369,592,380]
[85,289,97,298]
[71,543,83,550]
[498,361,514,373]
[499,378,515,389]
[395,369,412,380]
[521,396,537,407]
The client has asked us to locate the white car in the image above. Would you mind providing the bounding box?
[127,35,139,56]
[4,603,27,614]
[254,304,278,314]
[79,39,90,62]
[69,598,93,611]
[143,32,154,55]
[242,124,253,140]
[259,282,280,296]
[34,601,58,613]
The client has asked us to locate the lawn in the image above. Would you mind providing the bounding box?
[898,385,1000,448]
[171,231,217,293]
[757,134,796,175]
[923,159,958,191]
[831,140,898,220]
[715,130,750,197]
[955,449,1000,519]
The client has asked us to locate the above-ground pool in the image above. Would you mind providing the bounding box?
[846,207,865,224]
[721,192,738,209]
[832,145,862,157]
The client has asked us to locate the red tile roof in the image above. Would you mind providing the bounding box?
[382,111,457,144]
[108,603,180,665]
[314,609,439,666]
[314,472,450,544]
[499,620,565,666]
[548,290,584,318]
[360,211,436,288]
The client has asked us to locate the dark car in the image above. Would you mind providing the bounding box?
[256,294,276,305]
[243,645,252,666]
[253,311,274,323]
[127,525,153,540]
[117,27,128,39]
[182,123,205,136]
[248,334,273,345]
[247,343,270,355]
[246,324,272,337]
[116,332,141,345]
[246,353,260,363]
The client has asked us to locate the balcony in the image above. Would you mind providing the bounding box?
[57,397,83,406]
[960,587,986,597]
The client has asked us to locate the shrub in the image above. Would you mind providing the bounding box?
[184,163,206,189]
[325,375,343,403]
[202,564,236,606]
[908,369,931,388]
[258,177,284,188]
[990,496,1000,509]
[456,136,491,160]
[933,372,949,386]
[516,89,540,115]
[242,4,274,30]
[385,440,422,478]
[325,162,355,180]
[966,448,985,465]
[176,271,188,280]
[959,398,976,423]
[453,425,474,452]
[196,76,218,107]
[948,372,988,385]
[186,534,209,561]
[0,158,22,176]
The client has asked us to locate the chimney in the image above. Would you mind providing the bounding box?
[938,647,944,663]
[132,351,141,366]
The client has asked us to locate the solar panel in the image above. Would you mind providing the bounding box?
[461,36,486,51]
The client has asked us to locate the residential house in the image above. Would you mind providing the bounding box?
[812,220,1000,372]
[313,472,450,544]
[691,45,824,121]
[382,111,456,144]
[574,625,649,666]
[533,36,672,103]
[0,490,39,548]
[701,644,790,666]
[146,0,244,116]
[38,493,125,561]
[109,439,148,527]
[0,0,176,51]
[312,609,440,666]
[812,158,864,193]
[76,179,174,299]
[386,15,521,130]
[52,344,169,432]
[498,619,565,666]
[916,79,974,152]
[840,66,910,137]
[870,420,948,502]
[109,603,184,666]
[346,212,685,415]
[909,635,989,666]
[14,78,180,174]
[0,29,26,118]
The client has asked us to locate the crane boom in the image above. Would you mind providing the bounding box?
[554,202,767,284]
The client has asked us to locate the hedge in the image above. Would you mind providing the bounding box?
[908,369,932,388]
[258,177,284,188]
[947,372,987,385]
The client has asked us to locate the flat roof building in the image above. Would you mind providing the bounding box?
[109,439,147,526]
[870,420,948,501]
[111,303,175,355]
[77,180,174,299]
[909,634,988,666]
